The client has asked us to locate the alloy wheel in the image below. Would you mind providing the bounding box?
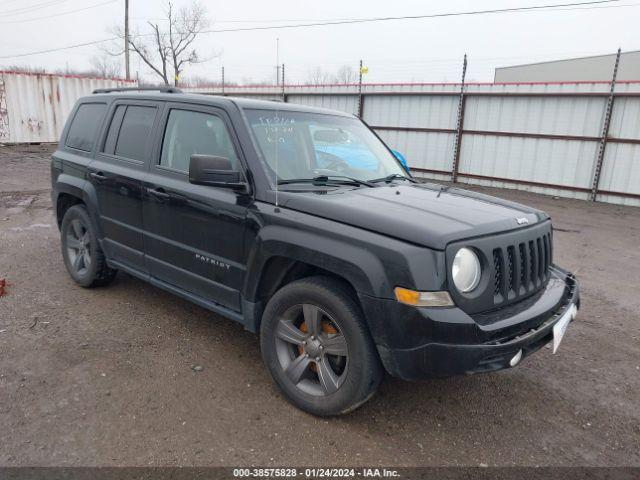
[66,218,91,276]
[274,304,349,396]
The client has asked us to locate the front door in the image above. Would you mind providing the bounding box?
[142,104,249,311]
[89,100,161,272]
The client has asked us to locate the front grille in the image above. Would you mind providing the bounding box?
[446,220,554,315]
[492,231,552,305]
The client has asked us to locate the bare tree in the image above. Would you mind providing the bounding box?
[2,63,120,79]
[90,55,122,79]
[182,74,239,88]
[108,1,210,86]
[2,65,46,74]
[307,67,333,85]
[333,65,356,84]
[183,75,217,87]
[54,65,94,76]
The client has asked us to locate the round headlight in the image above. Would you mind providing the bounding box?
[452,247,481,293]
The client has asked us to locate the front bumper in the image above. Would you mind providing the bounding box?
[359,265,579,380]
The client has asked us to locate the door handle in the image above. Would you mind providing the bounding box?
[147,187,171,200]
[89,171,107,181]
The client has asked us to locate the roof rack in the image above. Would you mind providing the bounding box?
[92,86,183,94]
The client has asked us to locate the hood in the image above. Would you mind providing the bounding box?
[277,183,549,250]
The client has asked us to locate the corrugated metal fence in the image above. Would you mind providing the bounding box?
[1,72,637,206]
[0,71,134,144]
[187,81,640,206]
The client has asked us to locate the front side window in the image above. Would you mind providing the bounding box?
[160,109,239,173]
[65,103,106,152]
[244,109,407,183]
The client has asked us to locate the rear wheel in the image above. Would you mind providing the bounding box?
[60,205,117,287]
[260,276,382,416]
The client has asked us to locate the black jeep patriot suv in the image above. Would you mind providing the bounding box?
[51,87,580,416]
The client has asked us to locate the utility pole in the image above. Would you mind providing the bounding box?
[275,38,280,86]
[124,0,130,81]
[221,66,225,96]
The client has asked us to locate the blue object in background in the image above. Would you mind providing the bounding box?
[314,145,411,173]
[315,145,379,170]
[391,150,409,172]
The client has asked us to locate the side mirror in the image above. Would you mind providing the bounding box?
[189,154,246,191]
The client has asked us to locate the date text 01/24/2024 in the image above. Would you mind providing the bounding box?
[232,468,400,477]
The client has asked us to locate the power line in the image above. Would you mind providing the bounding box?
[0,38,113,59]
[198,0,625,34]
[0,0,117,24]
[0,0,32,5]
[131,15,371,24]
[0,0,70,17]
[0,0,625,59]
[132,0,637,24]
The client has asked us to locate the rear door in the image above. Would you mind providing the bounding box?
[89,100,161,273]
[142,103,249,311]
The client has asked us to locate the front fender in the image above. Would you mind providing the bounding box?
[244,224,388,300]
[240,203,447,333]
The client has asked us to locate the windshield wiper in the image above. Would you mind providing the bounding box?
[437,184,451,198]
[278,175,376,188]
[370,173,416,184]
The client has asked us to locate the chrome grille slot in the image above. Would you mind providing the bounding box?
[529,240,537,286]
[543,233,552,277]
[507,246,515,297]
[537,237,544,284]
[519,243,527,291]
[493,249,503,297]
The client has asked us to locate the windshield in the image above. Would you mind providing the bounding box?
[244,109,408,184]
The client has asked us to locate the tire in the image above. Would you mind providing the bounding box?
[60,204,117,288]
[260,276,383,416]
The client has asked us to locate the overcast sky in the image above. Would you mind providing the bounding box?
[1,0,638,84]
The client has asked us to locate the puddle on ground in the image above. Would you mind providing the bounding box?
[9,223,51,232]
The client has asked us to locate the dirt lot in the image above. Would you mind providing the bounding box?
[1,144,639,467]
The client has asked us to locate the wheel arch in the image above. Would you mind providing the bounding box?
[56,193,83,229]
[254,256,360,305]
[242,226,390,332]
[54,175,102,237]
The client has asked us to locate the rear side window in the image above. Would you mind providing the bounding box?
[111,105,157,162]
[65,103,106,152]
[102,105,127,154]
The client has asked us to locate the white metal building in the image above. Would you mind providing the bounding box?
[494,50,640,83]
[0,71,134,144]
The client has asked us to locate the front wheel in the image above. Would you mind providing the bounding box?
[260,276,382,416]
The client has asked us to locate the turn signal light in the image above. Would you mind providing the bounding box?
[394,287,454,307]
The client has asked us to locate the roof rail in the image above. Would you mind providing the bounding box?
[92,86,183,94]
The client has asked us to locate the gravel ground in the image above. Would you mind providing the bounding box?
[0,144,639,467]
